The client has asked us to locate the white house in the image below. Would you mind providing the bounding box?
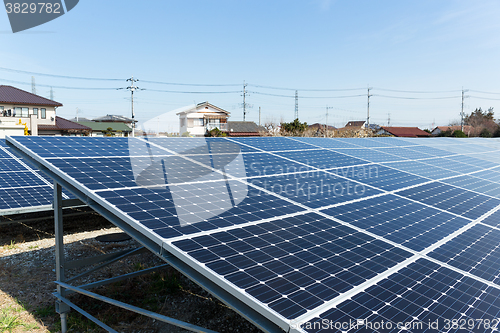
[176,102,230,137]
[0,85,62,135]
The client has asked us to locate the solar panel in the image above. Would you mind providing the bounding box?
[7,135,500,333]
[0,140,72,214]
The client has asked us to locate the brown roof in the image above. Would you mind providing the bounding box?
[433,125,473,133]
[309,123,336,130]
[381,126,430,137]
[345,120,366,127]
[0,85,63,107]
[38,116,92,132]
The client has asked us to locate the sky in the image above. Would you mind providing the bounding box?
[1,0,500,132]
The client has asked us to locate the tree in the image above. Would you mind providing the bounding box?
[103,127,114,137]
[465,107,498,136]
[480,128,492,138]
[205,128,226,137]
[452,130,467,138]
[280,118,308,136]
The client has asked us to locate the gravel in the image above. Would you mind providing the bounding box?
[0,210,264,333]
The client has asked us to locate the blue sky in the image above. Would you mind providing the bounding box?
[1,0,500,132]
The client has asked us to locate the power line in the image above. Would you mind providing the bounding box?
[140,80,240,87]
[144,89,241,94]
[373,87,461,93]
[249,91,366,98]
[469,89,500,95]
[248,83,365,91]
[373,94,461,100]
[0,66,123,81]
[0,78,119,90]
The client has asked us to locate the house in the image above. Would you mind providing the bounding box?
[93,114,136,127]
[378,126,430,138]
[431,125,473,137]
[38,116,91,136]
[73,120,132,137]
[176,102,230,137]
[227,121,262,137]
[344,120,366,129]
[0,85,62,135]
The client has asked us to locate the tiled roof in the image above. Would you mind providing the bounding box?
[345,120,366,127]
[0,85,63,107]
[38,116,91,131]
[93,114,137,123]
[75,121,132,132]
[227,121,261,133]
[309,123,336,130]
[381,126,430,137]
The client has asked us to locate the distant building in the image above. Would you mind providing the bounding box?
[378,126,430,138]
[227,121,261,137]
[38,116,91,136]
[431,125,473,137]
[0,85,62,135]
[73,120,132,137]
[344,120,366,129]
[176,102,230,137]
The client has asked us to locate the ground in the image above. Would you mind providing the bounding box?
[0,210,263,333]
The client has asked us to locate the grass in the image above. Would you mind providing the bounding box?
[0,305,39,333]
[3,241,17,251]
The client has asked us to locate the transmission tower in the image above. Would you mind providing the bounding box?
[31,76,36,95]
[242,81,248,121]
[461,88,469,131]
[366,87,372,128]
[294,90,299,120]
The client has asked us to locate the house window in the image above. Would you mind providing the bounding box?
[41,108,46,119]
[195,118,204,126]
[33,108,38,117]
[0,106,4,117]
[21,107,29,117]
[14,107,21,117]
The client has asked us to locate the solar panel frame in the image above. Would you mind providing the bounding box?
[7,135,500,333]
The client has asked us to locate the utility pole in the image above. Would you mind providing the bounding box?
[325,106,334,137]
[127,76,139,137]
[76,107,80,122]
[259,106,261,127]
[387,113,391,127]
[50,87,54,100]
[367,86,372,128]
[461,88,469,132]
[242,81,248,121]
[294,90,299,120]
[31,76,36,95]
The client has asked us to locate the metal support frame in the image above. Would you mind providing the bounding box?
[7,137,285,333]
[51,181,242,333]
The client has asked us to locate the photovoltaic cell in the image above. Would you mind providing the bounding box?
[429,224,500,284]
[304,259,500,333]
[6,135,500,333]
[322,195,470,251]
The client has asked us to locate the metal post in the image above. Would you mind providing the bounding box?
[54,182,70,332]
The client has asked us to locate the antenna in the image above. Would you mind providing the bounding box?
[31,76,36,95]
[461,87,469,132]
[366,86,372,128]
[294,90,298,120]
[240,81,253,121]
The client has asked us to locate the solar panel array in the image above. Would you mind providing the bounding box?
[7,135,500,332]
[0,139,71,215]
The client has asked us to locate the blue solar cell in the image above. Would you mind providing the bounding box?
[383,160,462,180]
[373,147,434,160]
[338,165,428,191]
[419,157,483,174]
[481,209,500,228]
[397,182,500,220]
[429,224,500,284]
[276,149,368,169]
[239,152,315,177]
[304,259,500,333]
[291,137,360,149]
[323,195,470,251]
[442,175,500,198]
[249,171,381,209]
[172,212,412,320]
[0,186,53,209]
[229,137,316,151]
[331,148,406,163]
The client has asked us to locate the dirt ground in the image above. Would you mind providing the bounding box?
[0,209,263,333]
